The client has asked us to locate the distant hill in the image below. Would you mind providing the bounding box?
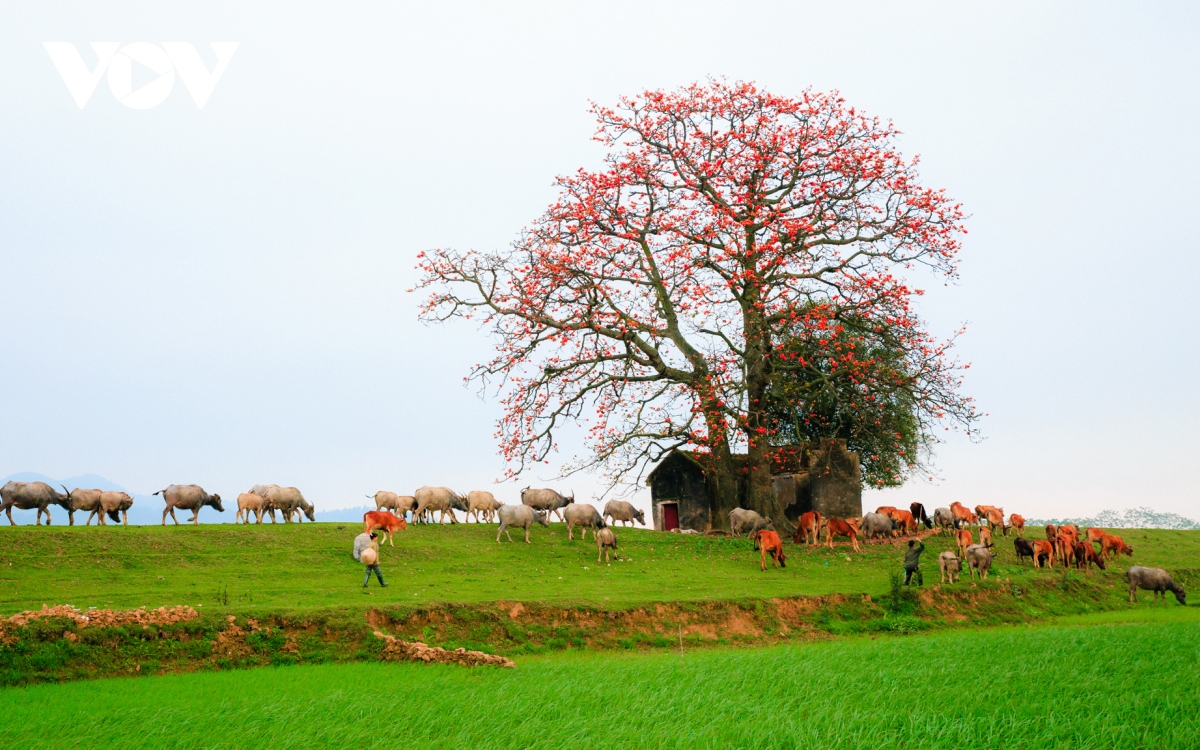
[1027,506,1200,530]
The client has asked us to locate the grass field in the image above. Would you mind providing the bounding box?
[2,613,1197,749]
[1,522,1195,615]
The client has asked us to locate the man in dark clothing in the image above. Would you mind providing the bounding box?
[903,539,926,585]
[361,532,388,589]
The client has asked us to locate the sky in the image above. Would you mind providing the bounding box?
[1,2,1197,520]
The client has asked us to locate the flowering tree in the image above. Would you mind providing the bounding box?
[417,80,978,530]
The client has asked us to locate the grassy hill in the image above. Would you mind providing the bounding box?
[1,522,1195,615]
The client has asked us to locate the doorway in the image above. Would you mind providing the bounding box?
[662,502,679,531]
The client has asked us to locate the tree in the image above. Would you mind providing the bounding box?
[416,79,977,530]
[764,305,976,489]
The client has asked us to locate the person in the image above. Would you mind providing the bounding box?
[361,532,388,589]
[903,539,926,585]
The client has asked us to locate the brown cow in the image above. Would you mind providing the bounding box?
[754,530,787,571]
[887,509,917,537]
[1101,534,1133,559]
[1085,527,1106,545]
[955,528,973,560]
[979,527,992,547]
[1009,514,1025,537]
[1056,527,1079,568]
[363,510,407,546]
[792,511,821,546]
[949,502,976,529]
[1074,541,1106,570]
[985,509,1007,536]
[825,518,860,552]
[1031,539,1055,568]
[974,505,1002,524]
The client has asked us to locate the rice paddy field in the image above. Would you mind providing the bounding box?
[2,610,1197,749]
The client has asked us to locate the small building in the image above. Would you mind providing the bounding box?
[646,439,862,532]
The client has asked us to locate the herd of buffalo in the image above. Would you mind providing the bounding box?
[0,480,1185,604]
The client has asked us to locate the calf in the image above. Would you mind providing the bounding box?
[1009,514,1025,537]
[236,492,268,524]
[825,518,860,552]
[754,530,787,571]
[792,511,821,546]
[363,510,407,546]
[596,527,618,563]
[1013,537,1035,565]
[1101,534,1133,559]
[938,551,961,584]
[955,528,973,560]
[1127,566,1186,605]
[1031,539,1055,568]
[466,491,503,523]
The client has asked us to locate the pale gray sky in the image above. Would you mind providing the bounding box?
[1,2,1197,519]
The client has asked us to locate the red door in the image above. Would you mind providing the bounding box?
[663,503,679,531]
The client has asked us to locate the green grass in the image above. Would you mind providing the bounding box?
[1,522,1195,615]
[1,616,1196,749]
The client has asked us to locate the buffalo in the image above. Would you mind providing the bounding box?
[1127,566,1186,605]
[520,488,574,522]
[97,491,133,525]
[859,512,893,541]
[466,491,503,523]
[729,508,773,538]
[415,486,468,524]
[563,503,604,540]
[496,504,548,543]
[63,487,104,526]
[602,500,644,527]
[156,485,224,525]
[1,481,72,525]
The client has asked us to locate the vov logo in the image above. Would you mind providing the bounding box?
[44,42,239,109]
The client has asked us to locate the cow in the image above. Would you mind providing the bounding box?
[1074,541,1106,570]
[155,485,223,525]
[1014,537,1036,565]
[496,504,548,543]
[910,502,933,530]
[888,509,917,537]
[949,502,976,529]
[1057,527,1079,568]
[875,506,897,516]
[363,510,407,545]
[974,505,1002,524]
[939,551,961,583]
[932,507,955,534]
[729,508,773,539]
[1127,566,1186,605]
[563,503,604,540]
[1009,514,1025,537]
[236,492,268,524]
[965,543,993,580]
[601,500,645,527]
[370,491,418,518]
[860,512,893,541]
[97,491,134,526]
[955,528,973,560]
[754,529,786,571]
[792,511,821,546]
[63,487,104,526]
[520,488,574,522]
[825,518,860,552]
[1031,539,1055,568]
[253,485,313,523]
[414,486,468,524]
[1101,534,1133,559]
[1,482,72,526]
[1085,527,1106,545]
[466,491,503,523]
[979,526,992,547]
[985,509,1007,536]
[596,526,618,563]
[1045,524,1058,543]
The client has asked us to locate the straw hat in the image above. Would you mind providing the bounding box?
[361,547,378,565]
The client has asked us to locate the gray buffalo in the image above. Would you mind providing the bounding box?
[932,507,955,534]
[965,543,993,580]
[1,481,71,525]
[415,486,468,524]
[729,508,773,538]
[97,491,133,525]
[370,491,418,517]
[602,500,645,527]
[859,512,894,541]
[596,527,618,563]
[63,487,104,526]
[520,488,574,522]
[496,504,549,543]
[252,485,313,522]
[563,503,604,540]
[1127,566,1186,605]
[155,485,224,525]
[938,551,961,583]
[466,491,503,523]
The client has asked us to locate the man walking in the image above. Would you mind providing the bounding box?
[360,532,388,589]
[903,539,926,586]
